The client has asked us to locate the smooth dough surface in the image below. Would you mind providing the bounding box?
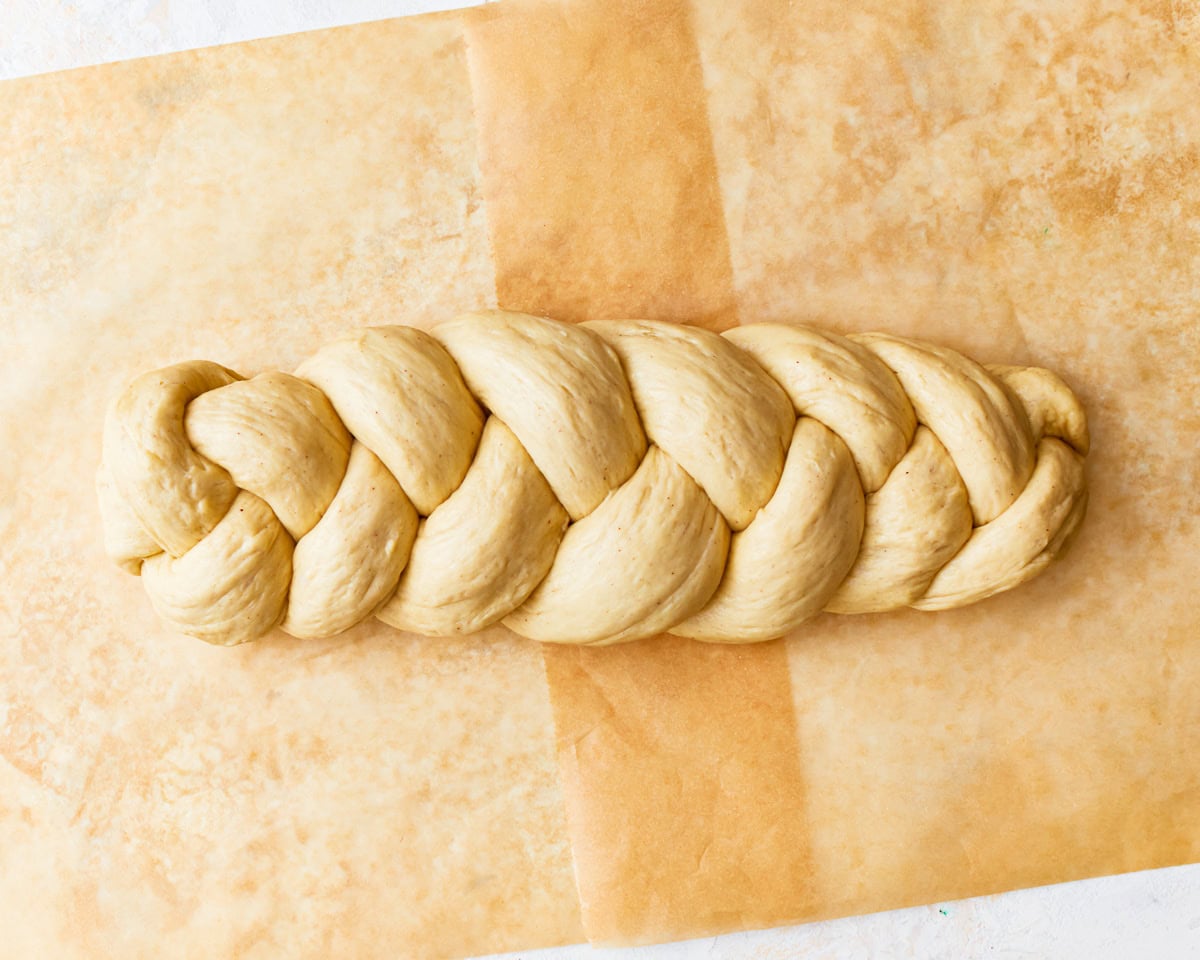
[380,417,570,636]
[98,311,1090,646]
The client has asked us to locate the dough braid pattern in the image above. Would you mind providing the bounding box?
[98,311,1090,646]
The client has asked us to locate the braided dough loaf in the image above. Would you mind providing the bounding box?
[97,311,1090,646]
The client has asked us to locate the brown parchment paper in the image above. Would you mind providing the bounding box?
[466,0,819,941]
[2,0,1199,955]
[0,17,583,959]
[699,0,1200,929]
[468,0,1200,946]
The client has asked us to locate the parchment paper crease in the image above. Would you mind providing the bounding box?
[1,0,1197,956]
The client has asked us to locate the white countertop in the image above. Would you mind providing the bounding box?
[3,3,1197,958]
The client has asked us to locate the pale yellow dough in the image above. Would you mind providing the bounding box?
[97,311,1090,646]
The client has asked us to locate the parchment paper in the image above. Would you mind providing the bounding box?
[0,17,581,958]
[2,0,1198,955]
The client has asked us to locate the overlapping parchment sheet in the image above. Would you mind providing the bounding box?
[1,0,1198,956]
[696,0,1200,929]
[468,0,1200,947]
[466,0,818,941]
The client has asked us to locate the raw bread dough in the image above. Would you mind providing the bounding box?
[98,310,1090,646]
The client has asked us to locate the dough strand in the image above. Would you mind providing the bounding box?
[98,311,1090,646]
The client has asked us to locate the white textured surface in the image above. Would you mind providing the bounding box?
[3,3,1198,958]
[0,0,475,80]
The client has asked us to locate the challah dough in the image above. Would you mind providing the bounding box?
[98,311,1090,646]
